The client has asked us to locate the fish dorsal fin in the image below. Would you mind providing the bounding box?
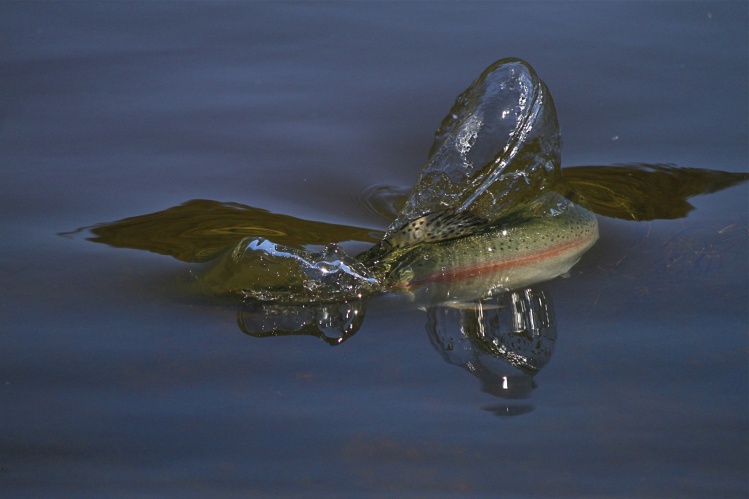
[383,210,486,249]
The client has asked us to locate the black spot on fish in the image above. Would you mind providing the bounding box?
[384,210,487,249]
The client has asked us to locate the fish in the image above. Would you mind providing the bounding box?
[370,193,599,304]
[354,57,596,303]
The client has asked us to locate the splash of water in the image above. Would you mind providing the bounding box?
[202,58,563,303]
[198,238,382,302]
[390,58,561,236]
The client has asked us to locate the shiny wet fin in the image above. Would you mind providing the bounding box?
[356,209,487,267]
[383,210,487,249]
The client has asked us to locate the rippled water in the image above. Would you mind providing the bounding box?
[2,2,747,496]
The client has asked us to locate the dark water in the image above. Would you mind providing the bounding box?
[2,2,747,496]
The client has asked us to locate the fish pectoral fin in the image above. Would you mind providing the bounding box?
[384,209,487,249]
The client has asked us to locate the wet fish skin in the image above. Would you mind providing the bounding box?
[378,194,599,304]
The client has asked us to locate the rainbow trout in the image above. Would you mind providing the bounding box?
[371,193,598,303]
[352,57,597,303]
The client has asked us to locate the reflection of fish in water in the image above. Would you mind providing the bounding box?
[73,58,748,305]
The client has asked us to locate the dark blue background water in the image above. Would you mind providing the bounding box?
[2,2,747,496]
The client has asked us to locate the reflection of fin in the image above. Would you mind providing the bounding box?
[383,210,486,249]
[558,164,749,221]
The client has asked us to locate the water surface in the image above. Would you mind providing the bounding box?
[1,2,747,496]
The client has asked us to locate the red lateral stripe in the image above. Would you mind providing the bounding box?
[409,234,592,286]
